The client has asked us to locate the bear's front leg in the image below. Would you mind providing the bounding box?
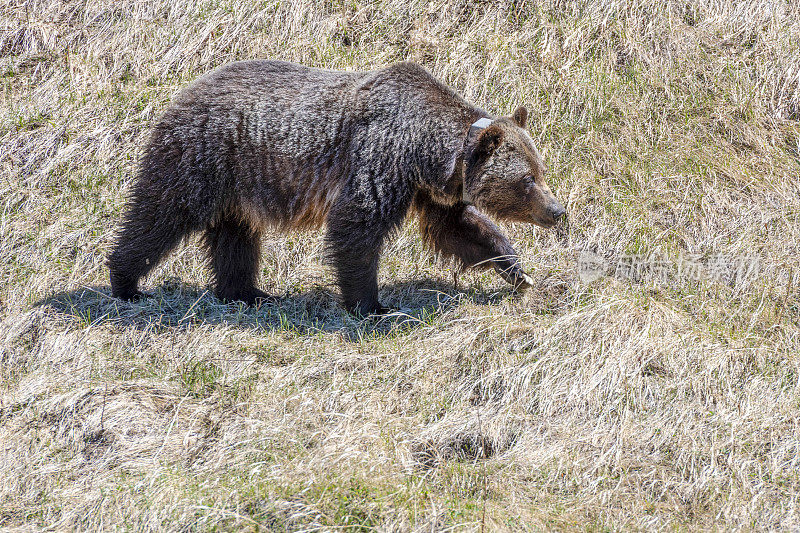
[325,200,404,316]
[414,190,533,290]
[325,227,387,315]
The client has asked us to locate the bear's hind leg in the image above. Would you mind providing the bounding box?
[108,199,197,301]
[204,216,269,305]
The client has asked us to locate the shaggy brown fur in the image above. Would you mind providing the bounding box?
[108,60,565,315]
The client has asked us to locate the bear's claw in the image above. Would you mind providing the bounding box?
[513,272,535,292]
[494,263,534,292]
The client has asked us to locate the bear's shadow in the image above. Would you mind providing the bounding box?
[36,280,511,339]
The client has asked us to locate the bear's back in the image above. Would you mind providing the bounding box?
[151,60,473,177]
[166,60,468,136]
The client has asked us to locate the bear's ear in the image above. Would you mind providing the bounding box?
[475,125,504,158]
[512,106,528,128]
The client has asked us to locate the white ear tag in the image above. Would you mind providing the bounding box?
[470,117,493,133]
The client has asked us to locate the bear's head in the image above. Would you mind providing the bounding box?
[464,107,565,228]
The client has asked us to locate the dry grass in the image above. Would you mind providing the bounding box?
[2,0,799,530]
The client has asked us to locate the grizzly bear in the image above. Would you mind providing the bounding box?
[108,60,565,315]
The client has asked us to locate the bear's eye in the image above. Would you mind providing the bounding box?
[522,175,535,188]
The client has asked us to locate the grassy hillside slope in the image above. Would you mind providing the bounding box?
[1,0,799,530]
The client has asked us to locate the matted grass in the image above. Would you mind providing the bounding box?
[1,0,799,530]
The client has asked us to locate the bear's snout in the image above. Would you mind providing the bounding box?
[550,203,566,222]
